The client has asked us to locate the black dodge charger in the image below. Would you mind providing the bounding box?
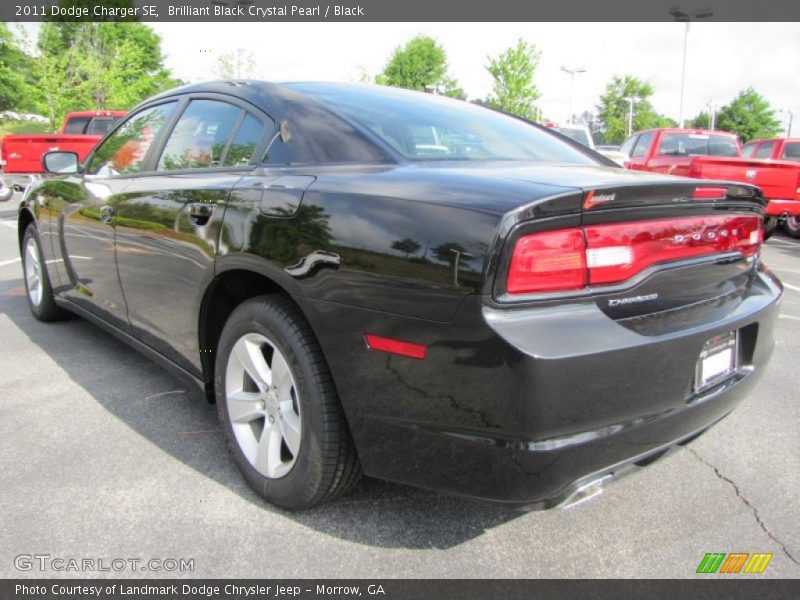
[19,81,782,509]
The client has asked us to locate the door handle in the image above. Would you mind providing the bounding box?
[100,205,115,223]
[187,202,213,225]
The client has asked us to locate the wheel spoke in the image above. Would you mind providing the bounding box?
[279,400,301,456]
[271,350,290,392]
[234,338,272,388]
[254,422,284,478]
[227,390,264,423]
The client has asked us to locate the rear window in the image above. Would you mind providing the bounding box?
[630,132,654,158]
[619,135,638,156]
[782,142,800,161]
[657,133,739,157]
[63,116,90,134]
[742,143,757,158]
[754,141,775,159]
[86,116,122,136]
[289,83,596,165]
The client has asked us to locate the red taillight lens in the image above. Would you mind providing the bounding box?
[507,229,586,293]
[506,215,761,295]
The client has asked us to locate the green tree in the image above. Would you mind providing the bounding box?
[484,39,541,120]
[715,88,781,142]
[376,35,464,98]
[391,238,421,258]
[0,24,39,113]
[596,75,663,144]
[37,20,180,130]
[688,111,711,129]
[216,48,257,79]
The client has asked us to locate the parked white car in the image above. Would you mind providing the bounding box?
[549,122,628,166]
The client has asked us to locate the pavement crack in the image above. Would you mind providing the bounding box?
[687,447,799,567]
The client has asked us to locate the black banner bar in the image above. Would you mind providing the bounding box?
[2,0,800,22]
[1,580,800,600]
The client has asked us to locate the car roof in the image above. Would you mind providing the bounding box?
[65,110,127,118]
[636,128,738,138]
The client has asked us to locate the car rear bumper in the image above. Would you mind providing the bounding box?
[765,198,800,217]
[304,263,782,505]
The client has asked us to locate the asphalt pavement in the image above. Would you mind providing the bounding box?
[1,193,798,578]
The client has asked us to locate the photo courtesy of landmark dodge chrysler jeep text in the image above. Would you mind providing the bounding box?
[18,81,782,509]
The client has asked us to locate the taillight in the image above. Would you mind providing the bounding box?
[507,229,586,293]
[506,215,761,295]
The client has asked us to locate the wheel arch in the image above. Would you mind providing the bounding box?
[198,260,314,400]
[18,207,35,250]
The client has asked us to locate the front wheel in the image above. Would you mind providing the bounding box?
[783,216,800,239]
[215,295,361,509]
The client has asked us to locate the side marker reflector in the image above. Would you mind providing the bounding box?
[365,334,427,360]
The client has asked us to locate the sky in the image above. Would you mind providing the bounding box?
[19,22,800,134]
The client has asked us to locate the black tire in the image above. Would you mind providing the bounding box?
[215,295,361,509]
[21,225,69,322]
[763,217,778,240]
[783,216,800,239]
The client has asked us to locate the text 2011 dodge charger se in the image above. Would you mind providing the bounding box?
[19,82,782,509]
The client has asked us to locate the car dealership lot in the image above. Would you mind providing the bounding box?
[0,195,798,579]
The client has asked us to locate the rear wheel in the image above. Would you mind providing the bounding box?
[783,216,800,238]
[22,225,68,322]
[763,217,778,240]
[215,295,361,509]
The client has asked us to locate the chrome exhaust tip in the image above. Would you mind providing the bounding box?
[560,474,613,509]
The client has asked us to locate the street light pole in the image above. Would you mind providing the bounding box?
[670,6,714,128]
[560,66,586,124]
[678,22,689,128]
[707,102,717,130]
[625,96,640,137]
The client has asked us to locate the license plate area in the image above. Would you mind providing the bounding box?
[694,331,738,392]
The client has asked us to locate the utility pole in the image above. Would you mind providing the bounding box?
[625,96,641,137]
[560,66,586,124]
[670,5,714,128]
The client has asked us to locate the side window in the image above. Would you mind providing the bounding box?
[782,143,800,161]
[158,99,242,171]
[754,142,775,159]
[63,116,90,134]
[630,132,653,158]
[742,143,757,158]
[87,102,177,176]
[264,137,292,165]
[223,113,267,166]
[619,135,638,156]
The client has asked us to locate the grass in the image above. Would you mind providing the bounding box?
[0,119,51,138]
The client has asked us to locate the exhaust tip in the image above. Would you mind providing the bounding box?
[560,474,613,509]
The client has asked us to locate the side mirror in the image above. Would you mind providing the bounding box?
[43,151,79,174]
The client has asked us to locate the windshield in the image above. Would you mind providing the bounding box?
[292,84,597,164]
[657,133,739,157]
[555,127,590,147]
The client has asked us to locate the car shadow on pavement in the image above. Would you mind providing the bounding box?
[2,277,523,550]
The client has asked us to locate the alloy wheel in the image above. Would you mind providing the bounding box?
[24,237,43,307]
[224,333,302,479]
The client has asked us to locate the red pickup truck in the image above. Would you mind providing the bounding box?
[622,128,800,237]
[0,110,125,194]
